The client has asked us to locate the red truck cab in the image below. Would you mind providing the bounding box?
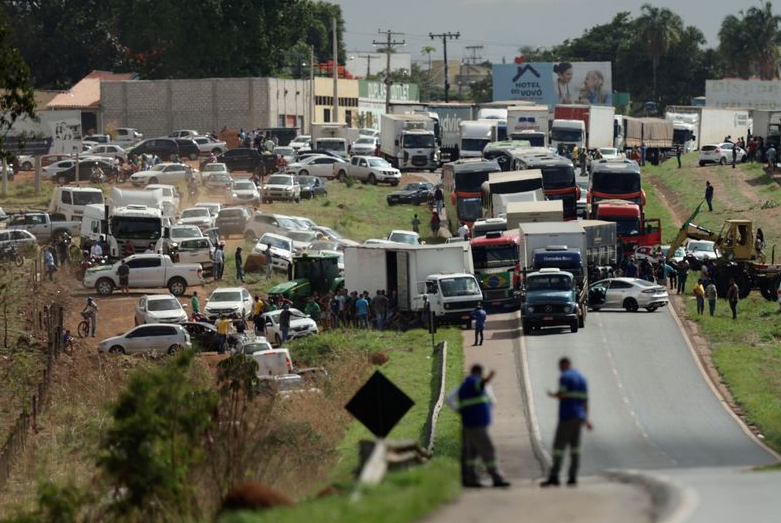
[595,200,660,255]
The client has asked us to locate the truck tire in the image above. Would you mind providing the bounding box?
[96,278,114,296]
[623,298,639,312]
[570,321,579,333]
[578,311,585,328]
[168,277,187,296]
[368,173,377,185]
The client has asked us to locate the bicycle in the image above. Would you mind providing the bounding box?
[77,311,92,338]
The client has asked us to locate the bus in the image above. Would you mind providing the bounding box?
[588,159,644,216]
[514,154,580,220]
[442,159,501,232]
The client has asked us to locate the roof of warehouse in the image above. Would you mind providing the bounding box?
[46,71,136,110]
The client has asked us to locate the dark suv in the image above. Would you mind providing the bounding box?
[127,138,179,161]
[216,148,263,173]
[216,207,251,237]
[174,139,200,161]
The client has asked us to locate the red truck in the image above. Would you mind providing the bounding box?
[470,232,521,309]
[595,200,661,255]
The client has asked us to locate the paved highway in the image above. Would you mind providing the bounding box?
[523,306,777,475]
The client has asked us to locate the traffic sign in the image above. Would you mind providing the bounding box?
[345,370,414,438]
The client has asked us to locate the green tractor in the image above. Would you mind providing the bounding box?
[268,253,344,308]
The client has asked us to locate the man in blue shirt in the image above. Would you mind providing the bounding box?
[471,304,487,346]
[355,293,369,329]
[541,357,592,487]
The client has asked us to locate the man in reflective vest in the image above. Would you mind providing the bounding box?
[541,357,592,487]
[448,364,510,488]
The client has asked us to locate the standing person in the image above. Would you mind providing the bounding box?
[727,277,740,319]
[705,181,714,212]
[446,364,510,488]
[279,304,291,343]
[215,314,231,354]
[191,291,200,319]
[748,138,757,164]
[44,247,57,281]
[430,212,441,236]
[732,143,738,169]
[355,292,369,328]
[264,245,274,280]
[117,258,130,295]
[252,295,265,334]
[471,304,487,345]
[433,185,444,216]
[90,239,103,259]
[676,144,682,168]
[411,213,421,234]
[235,246,245,283]
[83,297,99,338]
[571,145,580,166]
[213,244,225,281]
[676,259,689,295]
[706,279,718,316]
[458,221,470,240]
[767,144,777,174]
[640,142,647,166]
[541,357,592,487]
[370,290,389,331]
[693,279,705,315]
[304,296,321,325]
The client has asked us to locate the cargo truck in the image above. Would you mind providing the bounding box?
[311,123,349,158]
[750,110,781,149]
[665,106,750,150]
[343,243,482,326]
[425,103,474,162]
[379,114,438,171]
[514,154,579,220]
[459,120,499,158]
[579,219,618,281]
[507,105,551,146]
[442,158,502,232]
[471,231,521,310]
[551,104,615,152]
[588,159,644,214]
[594,200,661,256]
[665,112,699,152]
[505,200,564,227]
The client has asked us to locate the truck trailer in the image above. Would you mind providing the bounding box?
[507,105,551,147]
[551,104,615,151]
[379,114,438,171]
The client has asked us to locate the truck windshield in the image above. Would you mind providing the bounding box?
[526,275,572,291]
[601,217,641,236]
[551,129,582,142]
[110,217,162,240]
[472,244,518,269]
[317,139,345,152]
[672,129,692,144]
[403,134,436,148]
[592,172,641,194]
[438,276,481,297]
[454,171,491,193]
[456,197,483,222]
[541,166,575,189]
[461,138,490,152]
[72,192,103,205]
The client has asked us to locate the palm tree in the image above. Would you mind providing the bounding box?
[636,4,684,99]
[743,2,781,80]
[421,46,436,71]
[719,13,753,78]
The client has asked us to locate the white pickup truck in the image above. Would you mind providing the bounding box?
[5,212,81,242]
[83,253,203,296]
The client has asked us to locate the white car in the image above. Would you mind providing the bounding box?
[273,146,296,165]
[201,162,230,182]
[660,245,685,264]
[289,135,312,151]
[146,184,180,216]
[85,144,128,163]
[169,129,199,139]
[388,230,421,245]
[0,229,37,251]
[253,232,294,270]
[286,155,346,179]
[262,174,301,203]
[229,179,261,203]
[338,156,401,185]
[280,229,320,253]
[193,135,227,155]
[113,127,143,147]
[287,216,317,230]
[685,239,718,262]
[194,202,222,219]
[134,294,188,325]
[169,225,204,241]
[204,287,254,320]
[130,163,197,186]
[350,136,378,156]
[588,277,669,312]
[261,308,319,346]
[179,207,215,229]
[43,159,78,177]
[597,147,622,161]
[698,143,747,166]
[98,323,191,355]
[176,237,215,274]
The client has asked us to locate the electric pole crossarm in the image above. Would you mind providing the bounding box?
[373,29,405,113]
[429,32,460,103]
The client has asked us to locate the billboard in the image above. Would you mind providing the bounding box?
[493,62,613,107]
[7,110,82,155]
[706,79,781,111]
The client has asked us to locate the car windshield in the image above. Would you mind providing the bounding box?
[72,191,103,205]
[601,217,641,236]
[150,164,169,172]
[389,232,418,245]
[461,138,490,152]
[219,209,245,218]
[688,241,714,252]
[368,158,391,167]
[526,274,572,291]
[592,171,641,193]
[233,181,255,190]
[438,276,481,297]
[318,139,345,151]
[204,164,226,172]
[298,176,316,185]
[456,197,483,223]
[292,136,310,143]
[318,227,342,239]
[551,129,583,142]
[110,216,161,240]
[268,176,292,185]
[148,298,181,311]
[356,138,374,144]
[261,236,292,250]
[472,244,518,269]
[210,174,230,182]
[600,148,618,156]
[182,208,210,218]
[171,227,202,239]
[241,342,272,354]
[210,291,242,302]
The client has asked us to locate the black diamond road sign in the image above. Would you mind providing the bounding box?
[345,370,414,438]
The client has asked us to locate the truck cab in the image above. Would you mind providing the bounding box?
[588,159,644,215]
[412,273,483,326]
[81,204,166,258]
[48,187,105,221]
[551,119,585,152]
[459,120,499,158]
[515,155,579,220]
[521,268,581,334]
[471,232,521,309]
[595,200,661,255]
[268,253,343,309]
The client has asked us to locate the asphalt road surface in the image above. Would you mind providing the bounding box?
[524,306,777,474]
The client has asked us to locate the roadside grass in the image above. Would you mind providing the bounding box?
[0,179,54,210]
[220,327,465,523]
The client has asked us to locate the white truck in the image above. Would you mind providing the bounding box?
[665,111,699,152]
[481,170,545,219]
[505,201,564,228]
[81,204,169,258]
[110,187,167,215]
[551,105,615,151]
[311,122,349,158]
[5,212,81,242]
[379,114,438,171]
[48,187,105,221]
[459,120,499,158]
[82,253,203,296]
[665,106,750,149]
[518,221,587,274]
[343,243,483,326]
[507,105,551,147]
[750,110,781,149]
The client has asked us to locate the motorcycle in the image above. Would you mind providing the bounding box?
[89,168,107,184]
[74,255,109,280]
[0,245,24,267]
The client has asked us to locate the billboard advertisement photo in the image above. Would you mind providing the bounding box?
[493,61,613,107]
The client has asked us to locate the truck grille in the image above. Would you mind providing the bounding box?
[445,299,481,310]
[411,155,428,166]
[485,290,510,301]
[530,304,567,313]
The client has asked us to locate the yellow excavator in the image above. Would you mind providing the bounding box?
[666,202,780,299]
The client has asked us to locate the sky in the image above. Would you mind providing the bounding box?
[330,0,742,64]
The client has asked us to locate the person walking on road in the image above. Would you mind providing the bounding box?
[411,213,421,234]
[235,247,245,283]
[705,181,714,212]
[471,304,486,346]
[446,364,511,488]
[727,277,740,319]
[706,280,718,316]
[191,291,200,319]
[213,244,225,280]
[433,185,444,216]
[693,279,705,315]
[541,357,592,487]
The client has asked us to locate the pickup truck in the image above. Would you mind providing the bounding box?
[520,268,584,334]
[5,212,81,242]
[334,155,401,185]
[83,253,203,296]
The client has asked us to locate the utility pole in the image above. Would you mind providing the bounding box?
[332,16,339,123]
[373,29,405,113]
[461,45,484,97]
[429,32,460,102]
[310,45,315,131]
[359,54,376,77]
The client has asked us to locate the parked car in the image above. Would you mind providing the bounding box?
[279,229,320,253]
[235,336,274,356]
[684,239,718,269]
[169,225,203,241]
[41,154,72,167]
[660,245,685,264]
[175,237,215,276]
[287,215,317,230]
[178,207,215,229]
[597,147,622,161]
[262,174,301,203]
[588,277,669,312]
[204,287,254,320]
[201,162,229,182]
[83,134,111,144]
[145,184,181,215]
[216,148,263,173]
[194,135,227,155]
[297,176,327,199]
[180,321,221,351]
[337,156,401,185]
[113,128,143,147]
[252,232,294,270]
[205,172,234,193]
[229,179,260,203]
[286,154,346,179]
[45,159,114,184]
[194,202,221,218]
[130,162,195,186]
[174,139,201,160]
[289,135,311,151]
[127,138,179,161]
[350,136,378,156]
[169,130,199,139]
[98,323,191,355]
[43,159,78,177]
[386,182,434,206]
[261,308,318,346]
[5,212,81,242]
[0,229,37,251]
[83,254,204,296]
[244,212,300,241]
[296,149,342,161]
[273,146,296,165]
[387,230,421,245]
[698,143,747,166]
[134,294,188,325]
[576,179,589,217]
[85,144,128,163]
[216,207,251,237]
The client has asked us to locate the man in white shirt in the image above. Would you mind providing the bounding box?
[90,241,103,258]
[458,222,470,240]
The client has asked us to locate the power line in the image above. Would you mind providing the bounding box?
[373,29,406,113]
[429,31,460,102]
[358,54,377,77]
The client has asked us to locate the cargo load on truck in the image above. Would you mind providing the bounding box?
[480,170,544,219]
[505,200,564,228]
[380,114,439,171]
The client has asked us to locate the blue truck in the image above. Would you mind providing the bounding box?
[520,268,582,334]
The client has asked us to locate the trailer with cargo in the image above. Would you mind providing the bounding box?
[665,106,750,150]
[505,200,563,227]
[551,104,615,152]
[480,170,544,219]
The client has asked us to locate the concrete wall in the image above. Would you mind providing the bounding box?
[101,78,310,137]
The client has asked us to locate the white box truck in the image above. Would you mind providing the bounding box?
[505,200,564,227]
[552,105,615,151]
[379,114,438,171]
[343,243,482,325]
[507,105,551,147]
[518,221,587,272]
[311,122,349,158]
[459,120,499,158]
[665,106,750,149]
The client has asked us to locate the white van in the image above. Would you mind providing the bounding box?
[145,184,180,217]
[48,187,105,221]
